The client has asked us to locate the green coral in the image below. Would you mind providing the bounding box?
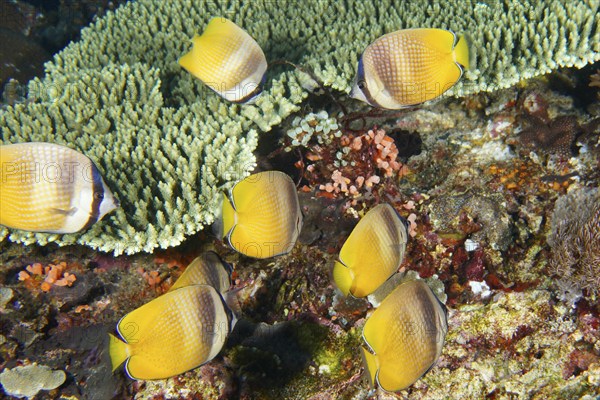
[1,0,598,254]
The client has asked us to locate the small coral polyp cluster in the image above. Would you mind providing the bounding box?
[17,262,77,292]
[285,112,407,202]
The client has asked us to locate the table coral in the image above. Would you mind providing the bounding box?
[1,0,599,254]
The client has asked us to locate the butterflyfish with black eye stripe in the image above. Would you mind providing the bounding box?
[214,171,303,259]
[0,142,118,233]
[351,28,470,109]
[108,284,236,380]
[361,280,448,392]
[333,203,408,298]
[179,17,267,103]
[169,251,232,293]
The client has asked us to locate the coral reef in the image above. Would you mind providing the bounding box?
[1,0,599,253]
[0,1,600,399]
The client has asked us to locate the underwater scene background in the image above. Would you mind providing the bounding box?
[0,0,599,398]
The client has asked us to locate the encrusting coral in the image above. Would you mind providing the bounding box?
[0,364,66,398]
[1,0,598,254]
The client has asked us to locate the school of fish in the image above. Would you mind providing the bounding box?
[1,17,465,392]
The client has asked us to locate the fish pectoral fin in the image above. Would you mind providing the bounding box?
[51,207,78,216]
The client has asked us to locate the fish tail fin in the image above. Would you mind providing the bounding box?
[178,35,201,72]
[332,261,353,296]
[211,194,226,239]
[220,193,236,241]
[360,346,378,388]
[108,333,129,372]
[454,34,470,70]
[223,289,242,331]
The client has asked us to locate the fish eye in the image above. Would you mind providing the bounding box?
[95,192,104,200]
[358,80,366,89]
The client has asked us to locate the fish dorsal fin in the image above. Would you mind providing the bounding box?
[407,28,456,56]
[169,251,231,293]
[196,17,244,45]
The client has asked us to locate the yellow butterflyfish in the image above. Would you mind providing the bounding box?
[108,284,235,380]
[361,280,448,392]
[351,28,470,109]
[0,142,118,233]
[214,171,303,259]
[179,17,267,103]
[333,204,408,297]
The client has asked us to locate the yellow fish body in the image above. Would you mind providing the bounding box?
[351,28,470,109]
[333,204,408,297]
[215,171,303,259]
[361,280,448,392]
[169,251,231,293]
[109,284,234,380]
[0,142,118,233]
[179,17,267,103]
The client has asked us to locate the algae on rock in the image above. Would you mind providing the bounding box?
[1,0,598,254]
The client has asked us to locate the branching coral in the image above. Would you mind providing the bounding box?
[548,187,600,298]
[1,0,598,254]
